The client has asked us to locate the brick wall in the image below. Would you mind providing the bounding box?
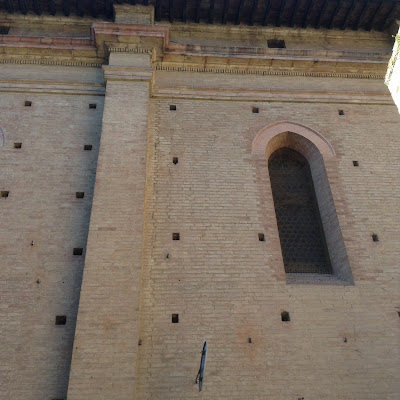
[0,65,103,400]
[135,85,400,399]
[0,10,399,400]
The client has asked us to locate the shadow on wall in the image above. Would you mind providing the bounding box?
[0,126,5,146]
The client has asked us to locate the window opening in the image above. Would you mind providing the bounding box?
[269,148,332,274]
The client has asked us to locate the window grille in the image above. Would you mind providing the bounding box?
[268,148,332,274]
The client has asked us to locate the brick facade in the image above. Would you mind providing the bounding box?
[0,5,399,400]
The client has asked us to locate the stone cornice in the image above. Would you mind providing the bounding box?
[0,58,102,67]
[0,21,392,78]
[155,65,385,80]
[0,79,105,95]
[152,83,393,105]
[165,43,390,65]
[0,35,94,49]
[102,65,153,82]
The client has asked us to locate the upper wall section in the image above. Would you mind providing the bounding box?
[0,0,399,32]
[0,4,396,92]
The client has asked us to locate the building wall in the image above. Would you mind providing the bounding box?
[0,64,104,400]
[135,75,400,399]
[0,7,399,400]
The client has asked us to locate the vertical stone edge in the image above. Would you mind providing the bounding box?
[67,53,153,400]
[385,24,400,114]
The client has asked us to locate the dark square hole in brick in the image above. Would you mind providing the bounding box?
[83,144,92,151]
[170,105,177,111]
[73,248,83,255]
[1,191,9,198]
[268,39,286,49]
[338,109,345,116]
[372,234,379,242]
[398,311,400,318]
[24,101,32,107]
[89,103,97,109]
[14,143,22,149]
[173,157,178,165]
[248,337,252,343]
[0,26,10,34]
[353,161,359,167]
[173,233,180,240]
[76,192,85,199]
[55,315,66,325]
[252,107,259,114]
[258,233,265,242]
[281,311,290,322]
[172,314,179,323]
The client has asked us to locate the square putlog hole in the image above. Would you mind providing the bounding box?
[252,107,259,114]
[73,248,83,256]
[0,26,10,34]
[76,192,85,199]
[372,234,379,242]
[258,233,265,242]
[267,39,286,48]
[281,311,290,322]
[169,105,177,111]
[83,145,92,151]
[1,191,9,198]
[14,143,22,149]
[24,101,32,107]
[172,314,179,323]
[89,103,97,109]
[55,315,66,325]
[338,109,345,116]
[353,161,359,167]
[172,233,180,241]
[173,157,178,165]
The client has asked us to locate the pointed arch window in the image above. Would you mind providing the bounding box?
[268,148,332,274]
[253,122,354,284]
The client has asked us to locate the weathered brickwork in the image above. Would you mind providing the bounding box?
[0,5,399,400]
[135,91,400,399]
[68,58,152,400]
[0,65,104,399]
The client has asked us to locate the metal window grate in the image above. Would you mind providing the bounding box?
[269,148,332,274]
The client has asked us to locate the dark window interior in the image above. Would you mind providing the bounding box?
[268,148,332,274]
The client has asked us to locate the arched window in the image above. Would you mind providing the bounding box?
[268,148,332,274]
[253,122,353,284]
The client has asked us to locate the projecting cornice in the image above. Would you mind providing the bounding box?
[0,17,392,79]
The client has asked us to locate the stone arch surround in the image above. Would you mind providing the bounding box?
[252,121,335,159]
